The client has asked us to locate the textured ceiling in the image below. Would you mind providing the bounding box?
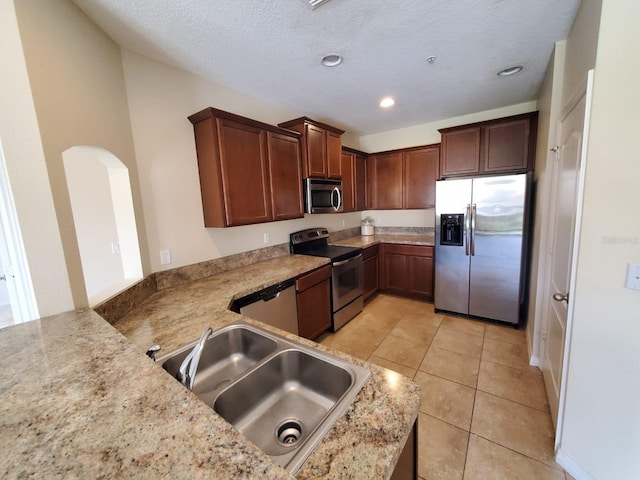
[71,0,581,136]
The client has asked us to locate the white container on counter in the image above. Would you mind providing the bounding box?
[361,216,375,236]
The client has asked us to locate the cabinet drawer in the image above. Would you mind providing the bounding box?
[383,244,433,257]
[296,264,332,292]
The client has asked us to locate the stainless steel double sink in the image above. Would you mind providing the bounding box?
[156,322,371,474]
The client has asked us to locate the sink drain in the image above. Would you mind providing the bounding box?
[276,419,303,446]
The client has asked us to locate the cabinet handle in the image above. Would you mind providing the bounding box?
[333,253,363,267]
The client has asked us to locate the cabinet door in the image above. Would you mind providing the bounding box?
[217,118,272,226]
[327,130,342,179]
[390,421,417,480]
[296,265,332,341]
[306,123,327,177]
[267,131,304,221]
[369,152,403,209]
[483,118,531,173]
[408,255,434,300]
[355,154,367,211]
[341,152,356,212]
[440,127,481,177]
[382,248,408,294]
[403,146,439,208]
[363,246,379,301]
[381,244,434,300]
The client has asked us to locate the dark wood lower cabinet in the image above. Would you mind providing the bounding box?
[381,244,434,301]
[363,244,380,301]
[390,420,417,480]
[295,265,332,340]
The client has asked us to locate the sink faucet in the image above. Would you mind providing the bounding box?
[177,327,212,390]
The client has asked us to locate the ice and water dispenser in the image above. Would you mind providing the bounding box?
[440,214,464,246]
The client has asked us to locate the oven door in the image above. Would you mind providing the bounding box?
[331,254,363,311]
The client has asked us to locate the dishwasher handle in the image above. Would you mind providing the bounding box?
[232,278,296,311]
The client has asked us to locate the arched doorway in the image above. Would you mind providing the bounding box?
[63,146,143,306]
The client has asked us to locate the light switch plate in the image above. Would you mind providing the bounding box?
[625,263,640,290]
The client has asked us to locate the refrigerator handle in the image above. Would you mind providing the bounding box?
[465,204,471,256]
[471,203,477,256]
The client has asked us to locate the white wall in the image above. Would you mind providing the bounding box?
[64,149,124,299]
[558,1,640,478]
[121,49,366,272]
[14,0,148,308]
[357,101,538,153]
[0,1,73,317]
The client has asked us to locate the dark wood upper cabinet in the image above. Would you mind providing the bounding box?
[326,130,343,179]
[305,123,327,177]
[368,145,439,210]
[404,147,439,208]
[355,153,367,210]
[369,151,404,209]
[267,131,304,221]
[483,117,532,173]
[342,147,368,212]
[341,151,356,212]
[278,117,344,179]
[189,107,303,227]
[439,127,480,177]
[439,112,538,178]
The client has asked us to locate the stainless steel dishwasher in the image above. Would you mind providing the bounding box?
[233,279,299,336]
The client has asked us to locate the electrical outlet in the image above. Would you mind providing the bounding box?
[341,219,346,227]
[263,232,270,244]
[160,249,171,265]
[111,242,121,254]
[625,263,640,290]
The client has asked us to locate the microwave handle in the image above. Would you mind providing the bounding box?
[332,187,342,211]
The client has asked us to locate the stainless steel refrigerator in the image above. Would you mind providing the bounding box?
[435,173,530,325]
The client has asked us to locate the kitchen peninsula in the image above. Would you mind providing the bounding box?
[0,248,421,479]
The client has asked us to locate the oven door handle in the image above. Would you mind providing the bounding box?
[333,253,362,267]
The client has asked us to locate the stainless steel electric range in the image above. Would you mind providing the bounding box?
[290,228,364,331]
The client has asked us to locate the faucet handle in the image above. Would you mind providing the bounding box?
[146,345,161,361]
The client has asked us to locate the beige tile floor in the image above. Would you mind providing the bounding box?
[318,294,572,480]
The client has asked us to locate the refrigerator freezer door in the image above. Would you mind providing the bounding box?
[435,179,472,315]
[468,174,527,323]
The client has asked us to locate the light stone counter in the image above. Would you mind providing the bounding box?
[332,233,435,248]
[0,253,421,479]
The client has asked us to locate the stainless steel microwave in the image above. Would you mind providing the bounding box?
[303,178,343,214]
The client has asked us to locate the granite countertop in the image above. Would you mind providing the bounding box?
[332,233,435,248]
[0,253,420,479]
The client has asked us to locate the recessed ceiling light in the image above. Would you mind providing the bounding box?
[379,97,395,108]
[497,65,523,76]
[426,56,437,64]
[307,0,331,9]
[321,54,343,67]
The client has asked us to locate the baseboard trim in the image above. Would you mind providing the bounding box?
[529,355,541,367]
[556,449,594,480]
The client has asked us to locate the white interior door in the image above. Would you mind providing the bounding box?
[542,89,588,430]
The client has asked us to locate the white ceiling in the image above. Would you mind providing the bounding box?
[71,0,581,136]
